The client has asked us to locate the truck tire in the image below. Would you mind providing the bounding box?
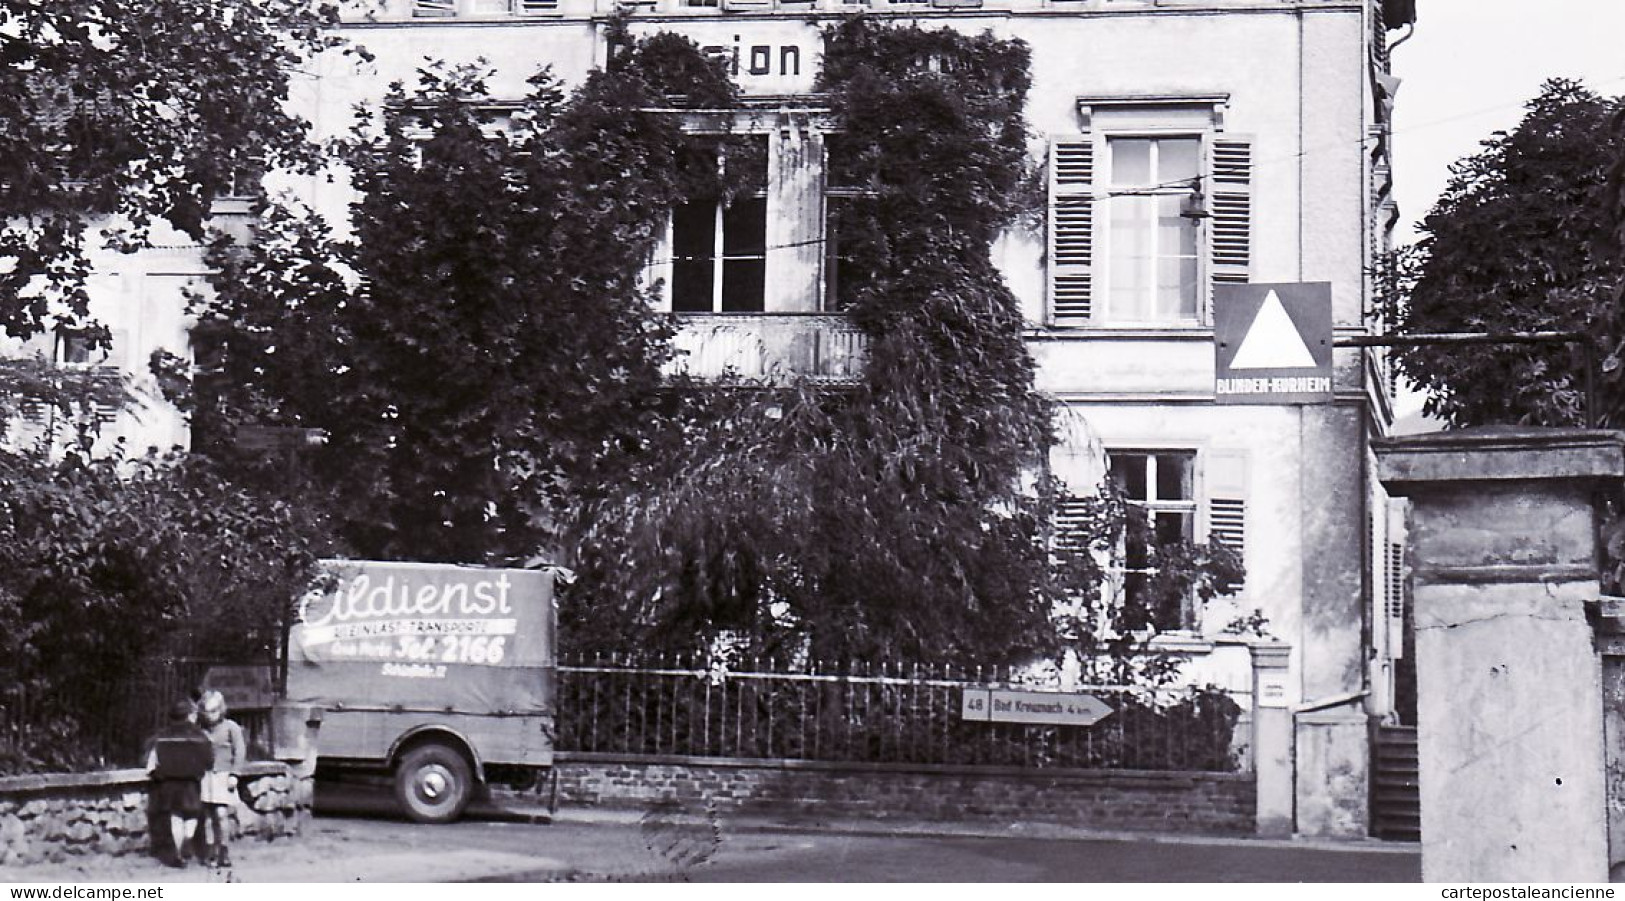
[394,743,474,824]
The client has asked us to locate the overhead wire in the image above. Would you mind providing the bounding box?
[623,70,1625,268]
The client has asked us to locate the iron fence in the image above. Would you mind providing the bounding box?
[556,655,1247,772]
[3,652,1246,776]
[0,660,274,776]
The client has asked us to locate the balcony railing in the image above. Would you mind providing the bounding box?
[668,312,867,385]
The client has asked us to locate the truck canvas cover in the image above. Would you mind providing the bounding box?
[286,560,554,715]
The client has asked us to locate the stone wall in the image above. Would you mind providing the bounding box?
[0,761,311,867]
[554,754,1256,835]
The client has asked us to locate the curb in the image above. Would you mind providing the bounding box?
[482,791,1420,857]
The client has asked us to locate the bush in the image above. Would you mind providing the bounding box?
[0,447,329,772]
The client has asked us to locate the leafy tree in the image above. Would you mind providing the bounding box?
[1380,79,1625,427]
[185,45,724,561]
[0,3,360,772]
[0,447,328,773]
[184,20,1239,668]
[0,0,353,340]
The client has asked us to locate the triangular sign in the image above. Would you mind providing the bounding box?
[1229,289,1317,369]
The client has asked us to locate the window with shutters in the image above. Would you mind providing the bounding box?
[1045,104,1251,327]
[51,327,124,425]
[1104,136,1201,323]
[1109,450,1198,631]
[1048,448,1246,632]
[412,0,560,15]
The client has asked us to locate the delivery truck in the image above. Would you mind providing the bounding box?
[283,560,557,823]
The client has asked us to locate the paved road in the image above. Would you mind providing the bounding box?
[688,830,1419,882]
[9,783,1420,883]
[313,783,1420,883]
[302,812,1420,883]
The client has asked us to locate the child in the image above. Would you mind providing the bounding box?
[197,690,246,868]
[146,700,211,869]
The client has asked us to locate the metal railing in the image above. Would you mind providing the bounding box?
[0,660,274,776]
[667,313,868,385]
[556,655,1246,772]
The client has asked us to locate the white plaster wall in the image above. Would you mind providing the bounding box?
[1051,400,1308,703]
[302,8,1371,319]
[0,215,203,458]
[292,2,1371,710]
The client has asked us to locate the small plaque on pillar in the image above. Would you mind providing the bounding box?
[1258,674,1289,708]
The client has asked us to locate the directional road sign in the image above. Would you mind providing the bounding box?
[961,688,1114,727]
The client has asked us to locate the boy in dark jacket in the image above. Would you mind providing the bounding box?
[145,700,212,868]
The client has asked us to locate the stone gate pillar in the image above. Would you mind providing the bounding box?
[1375,426,1624,883]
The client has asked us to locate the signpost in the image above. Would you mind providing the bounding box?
[960,688,1114,727]
[1214,282,1333,405]
[201,665,276,711]
[233,425,328,451]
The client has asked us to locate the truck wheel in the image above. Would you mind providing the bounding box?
[394,744,473,824]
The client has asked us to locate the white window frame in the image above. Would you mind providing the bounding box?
[670,190,769,314]
[1047,95,1242,331]
[1097,131,1206,328]
[649,108,834,315]
[1104,447,1203,633]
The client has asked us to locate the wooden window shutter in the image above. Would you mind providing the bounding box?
[1048,136,1096,325]
[413,0,457,16]
[1385,499,1409,657]
[91,329,128,425]
[1206,449,1248,590]
[1209,499,1245,557]
[1384,540,1407,656]
[1054,494,1091,553]
[1208,135,1253,288]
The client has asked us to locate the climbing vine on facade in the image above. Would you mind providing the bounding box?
[570,19,1240,668]
[189,18,1239,669]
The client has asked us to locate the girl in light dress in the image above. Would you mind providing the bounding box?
[197,690,247,868]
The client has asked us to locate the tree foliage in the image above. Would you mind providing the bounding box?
[0,448,327,773]
[570,20,1240,666]
[186,42,724,561]
[186,19,1239,669]
[1381,79,1625,427]
[0,3,349,773]
[0,0,352,341]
